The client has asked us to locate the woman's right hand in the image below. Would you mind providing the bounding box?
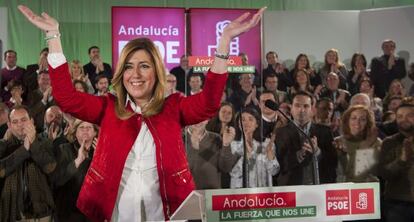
[18,5,59,33]
[222,126,236,147]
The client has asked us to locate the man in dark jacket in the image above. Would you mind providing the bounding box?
[370,39,406,99]
[275,91,337,185]
[0,105,56,222]
[83,46,112,92]
[379,98,414,222]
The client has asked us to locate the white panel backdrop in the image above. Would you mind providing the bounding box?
[360,6,414,87]
[263,10,360,70]
[263,6,414,81]
[0,7,8,68]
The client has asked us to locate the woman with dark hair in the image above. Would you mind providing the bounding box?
[334,105,381,183]
[19,5,265,221]
[383,79,406,111]
[206,102,236,136]
[290,53,320,86]
[205,102,237,188]
[73,79,89,93]
[52,119,98,222]
[229,108,279,188]
[287,69,314,102]
[348,53,369,95]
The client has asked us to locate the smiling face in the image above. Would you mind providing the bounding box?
[71,63,83,78]
[122,50,156,106]
[75,121,97,144]
[326,51,338,65]
[349,109,368,137]
[241,112,258,135]
[295,70,308,86]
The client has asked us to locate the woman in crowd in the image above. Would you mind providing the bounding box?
[52,120,98,222]
[70,60,94,94]
[229,108,279,188]
[19,5,265,221]
[319,48,348,89]
[73,79,89,93]
[383,79,406,110]
[206,102,236,136]
[287,69,314,102]
[205,102,237,188]
[290,53,320,86]
[347,53,369,95]
[185,120,238,189]
[358,78,383,120]
[334,105,381,182]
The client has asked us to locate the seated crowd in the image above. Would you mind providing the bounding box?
[0,39,413,222]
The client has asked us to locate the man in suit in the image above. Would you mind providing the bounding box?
[83,46,112,92]
[370,39,406,99]
[275,91,337,185]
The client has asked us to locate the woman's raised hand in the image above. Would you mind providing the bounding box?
[18,5,59,33]
[212,7,266,74]
[221,7,266,40]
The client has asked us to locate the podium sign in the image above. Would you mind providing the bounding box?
[206,183,380,222]
[171,183,380,222]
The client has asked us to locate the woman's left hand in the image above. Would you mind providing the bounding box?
[221,7,266,41]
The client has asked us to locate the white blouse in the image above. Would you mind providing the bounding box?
[47,53,164,221]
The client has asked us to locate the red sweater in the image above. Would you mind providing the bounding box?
[49,63,227,221]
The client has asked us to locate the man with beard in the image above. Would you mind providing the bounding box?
[379,97,414,221]
[40,106,67,148]
[94,74,109,96]
[275,91,337,185]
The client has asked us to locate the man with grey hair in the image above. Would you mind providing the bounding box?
[350,93,371,107]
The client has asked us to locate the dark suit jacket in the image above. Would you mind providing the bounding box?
[370,55,406,98]
[83,62,112,91]
[275,122,337,185]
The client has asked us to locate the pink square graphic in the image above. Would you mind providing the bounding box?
[326,189,350,216]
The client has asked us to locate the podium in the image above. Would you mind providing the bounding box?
[171,182,380,222]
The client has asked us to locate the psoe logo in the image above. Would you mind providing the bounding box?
[207,20,240,56]
[351,189,374,214]
[326,189,375,216]
[326,190,350,216]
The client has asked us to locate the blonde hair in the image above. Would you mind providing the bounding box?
[112,38,166,119]
[70,60,86,80]
[324,48,344,69]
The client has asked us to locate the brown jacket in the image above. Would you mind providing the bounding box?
[379,133,414,202]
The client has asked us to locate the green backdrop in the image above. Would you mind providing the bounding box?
[1,0,413,68]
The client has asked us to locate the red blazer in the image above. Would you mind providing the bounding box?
[49,63,227,221]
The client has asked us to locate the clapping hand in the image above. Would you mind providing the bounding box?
[222,126,236,146]
[23,121,36,150]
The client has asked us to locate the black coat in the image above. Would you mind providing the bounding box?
[275,122,337,185]
[51,142,93,222]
